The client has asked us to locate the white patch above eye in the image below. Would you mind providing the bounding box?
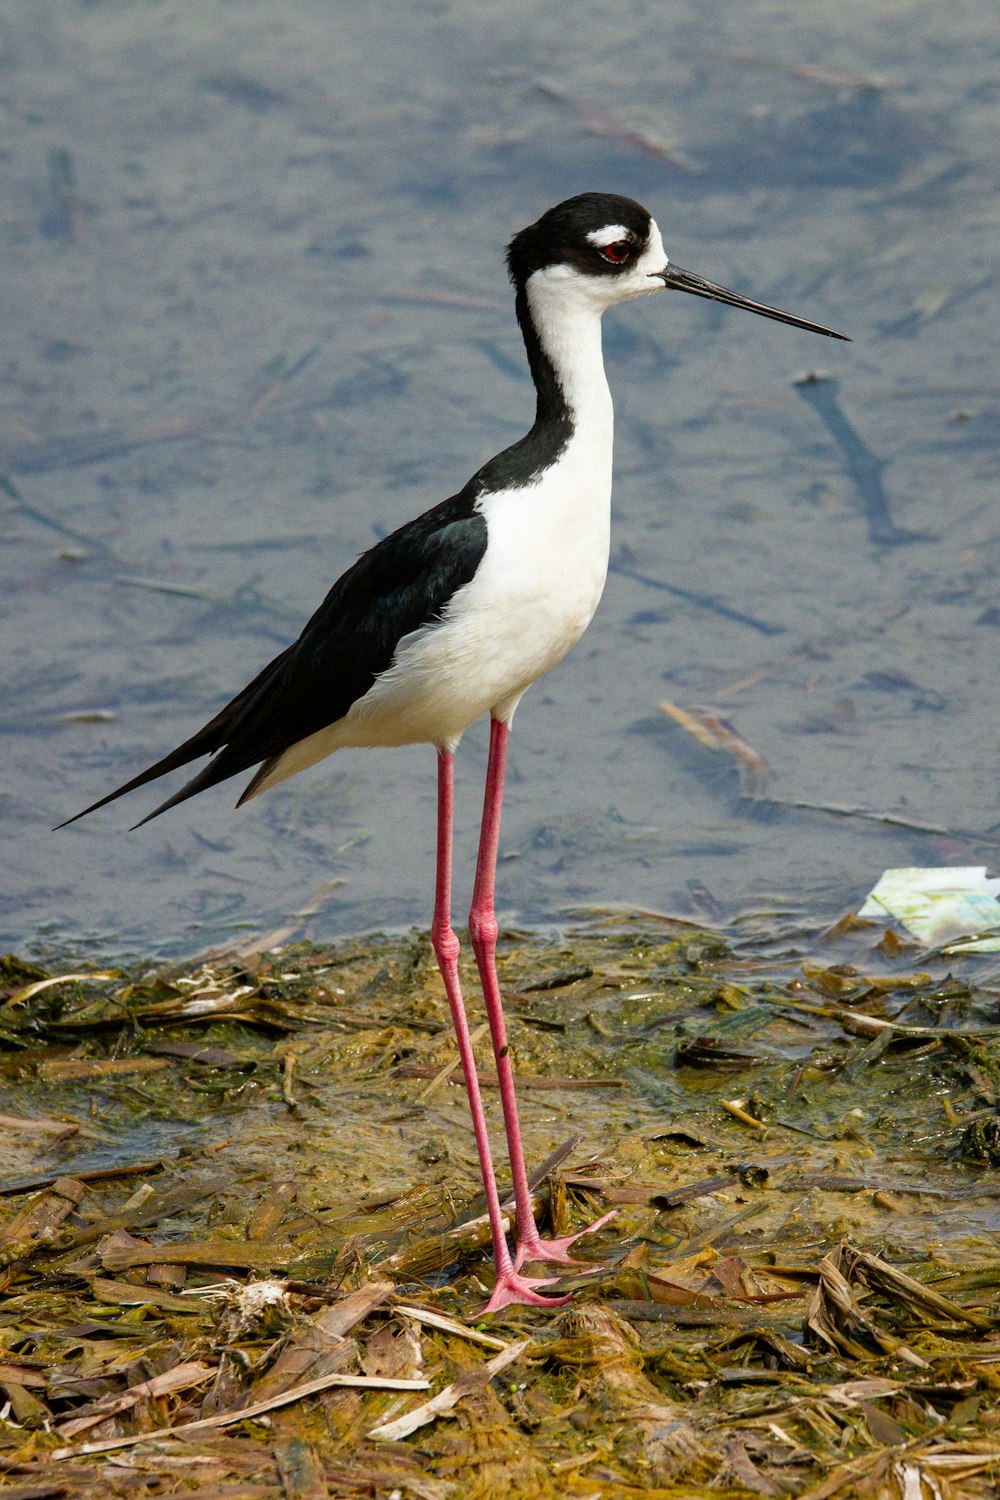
[585,224,630,248]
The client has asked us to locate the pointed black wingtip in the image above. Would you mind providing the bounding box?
[127,788,190,829]
[55,747,259,833]
[56,786,198,834]
[53,790,128,832]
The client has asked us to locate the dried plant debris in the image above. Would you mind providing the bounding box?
[2,915,1000,1496]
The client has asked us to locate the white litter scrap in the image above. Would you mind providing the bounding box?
[859,867,1000,952]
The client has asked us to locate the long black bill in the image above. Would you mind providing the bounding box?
[656,264,850,341]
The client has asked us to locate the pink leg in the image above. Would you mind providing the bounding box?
[430,748,569,1313]
[467,720,616,1272]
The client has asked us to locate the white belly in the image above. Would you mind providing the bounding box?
[347,455,612,749]
[251,443,613,793]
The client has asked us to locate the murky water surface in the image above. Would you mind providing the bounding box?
[2,0,998,961]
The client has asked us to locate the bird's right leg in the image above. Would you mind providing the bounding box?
[430,748,569,1313]
[467,720,615,1271]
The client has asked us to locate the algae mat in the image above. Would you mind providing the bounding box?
[2,913,1000,1497]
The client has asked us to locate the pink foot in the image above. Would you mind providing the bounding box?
[513,1209,618,1271]
[482,1267,572,1315]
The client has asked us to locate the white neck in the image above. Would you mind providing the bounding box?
[525,273,614,438]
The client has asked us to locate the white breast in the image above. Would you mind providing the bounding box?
[345,427,613,750]
[469,429,614,705]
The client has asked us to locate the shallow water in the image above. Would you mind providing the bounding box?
[2,0,998,960]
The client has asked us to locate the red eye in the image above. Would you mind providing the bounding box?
[601,239,632,264]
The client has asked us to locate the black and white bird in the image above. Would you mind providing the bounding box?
[61,194,847,1312]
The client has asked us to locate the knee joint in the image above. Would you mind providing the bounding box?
[468,909,498,948]
[431,924,461,965]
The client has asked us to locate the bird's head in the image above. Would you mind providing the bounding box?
[508,192,849,340]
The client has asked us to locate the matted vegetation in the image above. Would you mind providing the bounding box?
[2,913,1000,1497]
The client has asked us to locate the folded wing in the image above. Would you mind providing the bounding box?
[58,495,487,828]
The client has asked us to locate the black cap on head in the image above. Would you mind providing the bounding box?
[507,193,653,285]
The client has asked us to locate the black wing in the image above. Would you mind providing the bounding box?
[58,492,488,828]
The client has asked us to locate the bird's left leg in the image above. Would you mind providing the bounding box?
[468,717,615,1270]
[431,747,569,1312]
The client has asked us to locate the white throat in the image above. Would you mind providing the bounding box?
[524,273,613,432]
